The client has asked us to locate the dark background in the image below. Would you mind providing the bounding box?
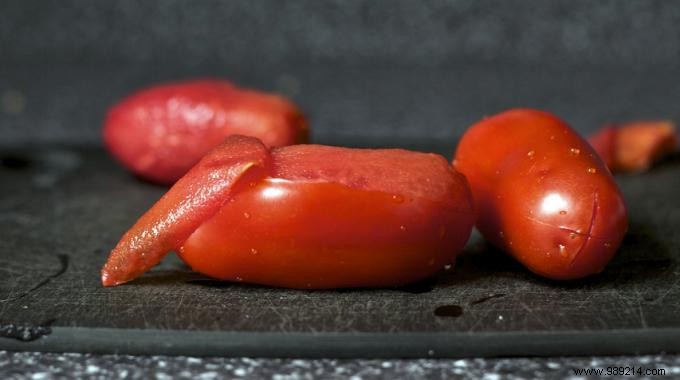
[1,0,679,148]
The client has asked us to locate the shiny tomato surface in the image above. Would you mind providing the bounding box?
[454,109,627,280]
[102,136,475,288]
[104,80,308,184]
[180,178,470,289]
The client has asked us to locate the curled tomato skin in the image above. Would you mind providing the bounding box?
[104,79,308,185]
[589,121,678,173]
[102,137,475,288]
[101,135,271,287]
[179,178,472,289]
[454,109,628,280]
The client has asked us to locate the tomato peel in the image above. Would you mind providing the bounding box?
[101,135,271,286]
[454,109,628,280]
[589,121,678,173]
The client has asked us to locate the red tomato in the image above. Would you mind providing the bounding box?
[104,79,308,185]
[589,121,678,173]
[102,136,475,288]
[454,109,627,280]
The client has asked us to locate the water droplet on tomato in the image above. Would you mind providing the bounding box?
[604,242,612,248]
[391,194,405,203]
[549,135,556,141]
[527,150,535,159]
[250,248,258,255]
[569,232,577,239]
[587,167,597,174]
[235,276,243,282]
[569,148,580,156]
[444,264,453,270]
[243,212,251,219]
[499,231,505,239]
[400,225,407,232]
[558,244,567,257]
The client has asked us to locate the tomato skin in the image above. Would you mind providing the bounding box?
[101,136,271,287]
[179,178,473,289]
[454,109,627,280]
[589,121,678,173]
[104,79,308,185]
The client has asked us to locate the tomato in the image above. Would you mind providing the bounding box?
[103,79,308,185]
[454,109,628,280]
[589,121,678,173]
[102,136,475,288]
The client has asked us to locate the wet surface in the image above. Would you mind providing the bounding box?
[0,155,32,170]
[433,305,464,318]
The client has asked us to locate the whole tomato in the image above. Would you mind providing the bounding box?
[454,109,627,280]
[102,136,475,288]
[104,80,308,184]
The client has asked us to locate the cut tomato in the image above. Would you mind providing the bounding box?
[102,138,475,288]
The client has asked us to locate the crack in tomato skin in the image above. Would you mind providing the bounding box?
[568,189,599,267]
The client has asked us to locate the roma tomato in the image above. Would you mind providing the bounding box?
[589,121,678,173]
[102,136,475,288]
[104,79,308,185]
[454,109,627,280]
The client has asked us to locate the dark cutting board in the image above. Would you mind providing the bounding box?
[0,145,678,358]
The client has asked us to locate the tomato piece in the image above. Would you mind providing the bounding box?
[102,138,475,288]
[104,79,308,185]
[101,136,271,286]
[589,121,678,173]
[454,109,628,280]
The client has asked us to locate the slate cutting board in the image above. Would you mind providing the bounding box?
[0,145,678,357]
